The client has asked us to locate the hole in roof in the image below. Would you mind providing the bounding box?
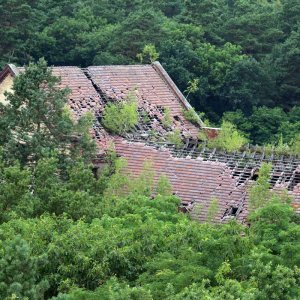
[251,174,259,181]
[289,171,300,191]
[173,116,180,121]
[92,167,98,179]
[231,207,238,215]
[222,206,239,219]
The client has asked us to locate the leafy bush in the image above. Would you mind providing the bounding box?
[162,107,173,128]
[207,121,248,152]
[182,108,200,125]
[290,134,300,155]
[168,129,183,148]
[156,174,173,196]
[102,94,138,135]
[249,163,272,211]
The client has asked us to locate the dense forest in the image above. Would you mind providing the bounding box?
[0,1,300,299]
[0,0,299,146]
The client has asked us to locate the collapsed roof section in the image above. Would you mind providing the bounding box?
[0,62,299,222]
[85,63,202,141]
[114,138,300,223]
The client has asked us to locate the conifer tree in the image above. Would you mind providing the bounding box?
[0,58,95,165]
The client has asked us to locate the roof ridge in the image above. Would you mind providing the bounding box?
[0,64,20,83]
[151,61,204,127]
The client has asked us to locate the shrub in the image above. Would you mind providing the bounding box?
[207,121,248,152]
[168,129,183,148]
[156,174,173,196]
[182,108,200,125]
[102,94,138,135]
[249,163,272,211]
[290,133,300,156]
[162,107,172,128]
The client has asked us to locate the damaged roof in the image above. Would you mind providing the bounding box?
[0,62,299,223]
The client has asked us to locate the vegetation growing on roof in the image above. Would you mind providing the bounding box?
[162,107,172,128]
[0,0,299,148]
[102,93,138,135]
[168,128,183,148]
[207,121,248,152]
[182,107,200,125]
[0,3,299,299]
[206,197,219,223]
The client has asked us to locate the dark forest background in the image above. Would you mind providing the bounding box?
[1,0,299,146]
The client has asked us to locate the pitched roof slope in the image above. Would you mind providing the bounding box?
[114,138,300,223]
[2,63,203,145]
[87,63,200,140]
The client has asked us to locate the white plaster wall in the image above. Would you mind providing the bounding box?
[0,74,14,105]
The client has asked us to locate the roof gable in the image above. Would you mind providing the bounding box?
[0,64,19,84]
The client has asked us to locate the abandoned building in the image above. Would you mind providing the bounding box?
[0,62,299,223]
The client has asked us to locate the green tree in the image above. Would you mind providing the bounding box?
[248,107,287,145]
[137,44,159,63]
[0,0,36,67]
[156,174,173,196]
[270,25,300,109]
[249,163,272,211]
[0,58,95,165]
[0,237,48,300]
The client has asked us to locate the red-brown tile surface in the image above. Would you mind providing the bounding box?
[87,65,200,139]
[114,138,300,222]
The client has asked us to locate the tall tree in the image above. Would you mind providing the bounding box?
[0,58,95,165]
[0,237,48,299]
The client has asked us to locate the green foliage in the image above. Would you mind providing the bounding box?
[102,93,138,135]
[0,182,298,299]
[0,154,106,222]
[129,160,155,197]
[168,129,183,148]
[0,0,299,146]
[182,108,200,125]
[207,121,248,152]
[53,277,153,300]
[184,78,199,100]
[290,133,300,156]
[0,2,299,300]
[206,198,219,223]
[137,44,159,63]
[0,59,95,165]
[249,163,272,211]
[162,107,173,128]
[102,157,130,199]
[198,130,208,142]
[223,107,300,147]
[156,174,173,196]
[0,237,48,300]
